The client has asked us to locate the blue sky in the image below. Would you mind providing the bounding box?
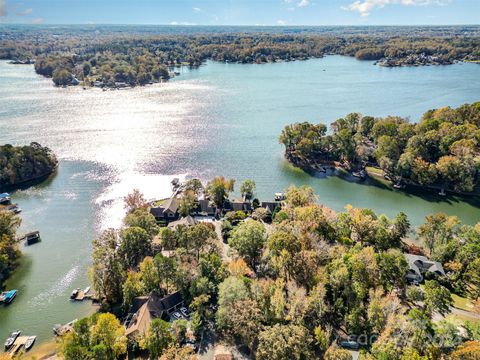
[0,0,479,26]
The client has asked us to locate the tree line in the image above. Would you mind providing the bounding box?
[280,102,480,193]
[1,26,479,88]
[60,179,480,359]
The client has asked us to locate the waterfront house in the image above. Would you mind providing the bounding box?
[261,201,282,214]
[404,254,445,282]
[150,197,180,223]
[197,199,216,216]
[227,200,252,213]
[124,291,184,338]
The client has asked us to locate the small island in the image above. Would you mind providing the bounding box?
[0,142,58,192]
[280,102,480,195]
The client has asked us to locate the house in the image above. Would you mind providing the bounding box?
[405,254,445,282]
[124,291,184,338]
[150,197,180,223]
[168,215,198,229]
[197,199,216,216]
[227,200,252,213]
[261,201,281,214]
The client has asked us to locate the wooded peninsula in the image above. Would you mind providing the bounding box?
[1,25,479,88]
[280,102,480,195]
[0,142,58,192]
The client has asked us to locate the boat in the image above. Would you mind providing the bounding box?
[53,319,77,336]
[0,289,18,304]
[83,286,91,294]
[352,170,367,180]
[171,178,180,189]
[393,182,405,189]
[6,204,21,214]
[4,330,20,350]
[24,231,41,245]
[24,336,36,351]
[274,192,286,201]
[70,288,80,300]
[0,193,11,204]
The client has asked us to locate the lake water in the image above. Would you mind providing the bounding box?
[1,56,479,345]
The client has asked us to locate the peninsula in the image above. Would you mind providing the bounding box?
[280,102,480,195]
[0,142,58,192]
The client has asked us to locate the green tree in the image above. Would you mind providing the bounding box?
[229,220,266,270]
[240,179,256,200]
[423,280,453,316]
[90,313,127,359]
[257,324,313,360]
[206,176,235,210]
[90,230,124,303]
[141,319,174,359]
[178,189,197,217]
[124,209,158,237]
[52,67,72,86]
[285,185,316,208]
[118,227,151,269]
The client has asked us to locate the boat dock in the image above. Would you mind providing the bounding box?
[70,286,95,302]
[7,336,27,357]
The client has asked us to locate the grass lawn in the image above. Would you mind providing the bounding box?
[445,313,480,325]
[452,294,476,312]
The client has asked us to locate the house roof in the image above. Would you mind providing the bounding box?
[198,199,216,214]
[164,197,179,214]
[261,201,281,213]
[125,291,184,337]
[168,215,197,229]
[404,254,445,277]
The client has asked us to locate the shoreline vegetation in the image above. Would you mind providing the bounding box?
[54,180,480,359]
[1,25,479,89]
[0,143,58,192]
[280,102,480,197]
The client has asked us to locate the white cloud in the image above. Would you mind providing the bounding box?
[0,0,7,17]
[343,0,449,17]
[31,17,43,24]
[298,0,311,7]
[193,7,201,13]
[169,21,196,26]
[277,19,287,25]
[283,0,311,8]
[16,7,32,16]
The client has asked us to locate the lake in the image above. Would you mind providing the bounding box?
[0,56,479,345]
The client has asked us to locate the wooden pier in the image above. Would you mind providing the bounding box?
[7,336,27,357]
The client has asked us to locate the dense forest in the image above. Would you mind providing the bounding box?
[0,142,58,191]
[60,181,480,359]
[0,211,22,287]
[280,102,480,194]
[1,25,479,88]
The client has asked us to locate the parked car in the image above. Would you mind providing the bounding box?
[171,312,183,321]
[180,307,190,318]
[340,340,360,350]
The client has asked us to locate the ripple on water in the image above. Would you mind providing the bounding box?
[29,265,79,307]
